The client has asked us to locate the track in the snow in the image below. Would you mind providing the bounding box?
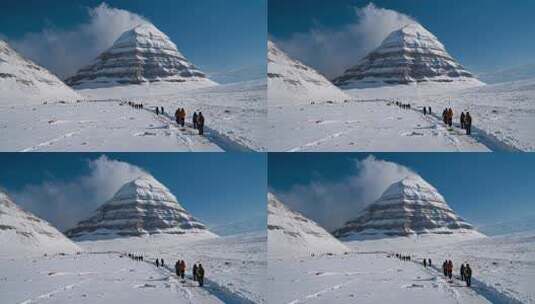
[405,103,522,152]
[145,106,254,152]
[149,261,256,304]
[412,259,524,304]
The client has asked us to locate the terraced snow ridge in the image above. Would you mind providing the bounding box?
[268,193,348,258]
[0,40,81,104]
[268,40,349,104]
[0,190,79,257]
[333,175,484,240]
[333,23,484,88]
[65,23,216,89]
[65,175,216,240]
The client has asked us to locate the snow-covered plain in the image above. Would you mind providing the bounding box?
[0,232,266,304]
[267,97,488,152]
[0,79,266,152]
[268,232,535,304]
[268,77,535,152]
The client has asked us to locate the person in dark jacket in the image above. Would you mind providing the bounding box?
[193,112,198,129]
[179,260,186,279]
[465,112,472,135]
[193,264,198,281]
[428,258,432,267]
[175,260,180,276]
[460,112,466,129]
[197,112,205,135]
[464,264,472,287]
[156,107,159,115]
[197,264,205,287]
[156,258,159,268]
[460,264,465,281]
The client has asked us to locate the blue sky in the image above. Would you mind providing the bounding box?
[269,153,535,233]
[0,0,266,79]
[269,0,535,75]
[0,153,266,235]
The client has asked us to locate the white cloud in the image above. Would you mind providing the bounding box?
[9,2,149,79]
[274,156,418,231]
[274,3,416,79]
[12,155,147,231]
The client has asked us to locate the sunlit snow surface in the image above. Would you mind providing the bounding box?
[268,232,535,304]
[268,79,535,152]
[0,80,266,152]
[0,232,266,304]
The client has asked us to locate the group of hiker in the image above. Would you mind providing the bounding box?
[422,106,432,115]
[442,108,473,135]
[174,259,205,287]
[395,253,411,261]
[127,101,144,109]
[442,108,454,127]
[422,258,432,267]
[155,257,165,267]
[175,108,187,127]
[155,106,165,115]
[460,111,473,135]
[460,263,473,287]
[127,253,144,262]
[174,107,205,135]
[443,260,472,287]
[395,101,411,109]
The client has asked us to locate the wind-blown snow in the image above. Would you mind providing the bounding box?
[268,193,348,258]
[0,191,79,257]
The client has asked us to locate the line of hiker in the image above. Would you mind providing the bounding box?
[444,259,472,287]
[395,253,411,261]
[174,107,205,135]
[422,106,432,115]
[174,259,205,287]
[155,106,165,116]
[395,101,411,109]
[460,111,472,135]
[155,257,165,268]
[127,253,144,262]
[127,101,144,109]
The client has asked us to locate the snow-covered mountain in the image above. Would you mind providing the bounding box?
[0,40,81,104]
[268,193,348,258]
[268,40,349,104]
[65,175,217,240]
[333,23,484,89]
[333,175,484,240]
[65,23,216,89]
[0,190,79,257]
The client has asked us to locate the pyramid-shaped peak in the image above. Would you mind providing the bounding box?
[333,22,484,88]
[65,23,216,89]
[333,175,483,240]
[65,175,215,240]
